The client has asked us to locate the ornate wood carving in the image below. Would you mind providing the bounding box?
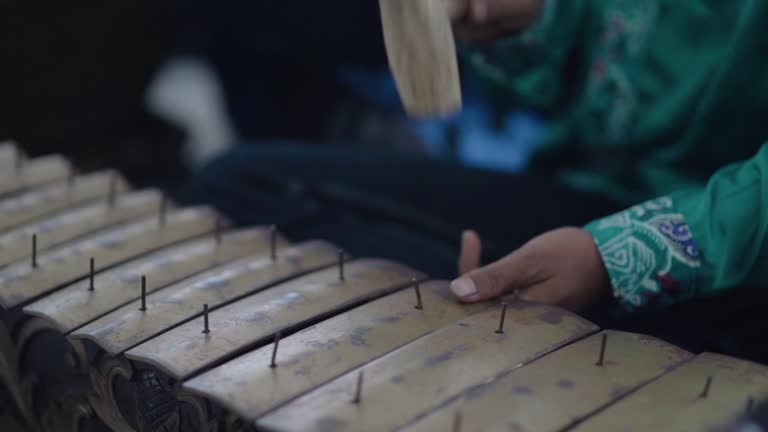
[87,355,136,432]
[39,395,94,432]
[0,320,35,427]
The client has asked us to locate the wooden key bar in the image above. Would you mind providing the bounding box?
[0,154,71,196]
[23,227,289,333]
[570,353,768,432]
[0,207,218,309]
[0,171,130,232]
[70,241,340,355]
[402,331,692,432]
[0,189,162,268]
[126,259,425,380]
[258,302,598,432]
[182,280,486,421]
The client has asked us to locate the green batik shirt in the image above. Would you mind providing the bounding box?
[468,0,768,310]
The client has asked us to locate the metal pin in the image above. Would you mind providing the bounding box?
[202,304,211,334]
[495,303,509,334]
[31,233,38,269]
[270,331,281,368]
[87,257,96,291]
[139,275,147,312]
[413,279,423,310]
[67,168,77,190]
[352,370,364,404]
[453,410,463,432]
[215,218,223,246]
[339,250,345,281]
[699,376,712,399]
[14,149,23,176]
[270,225,277,261]
[159,194,168,226]
[747,396,754,414]
[595,333,608,366]
[107,174,117,209]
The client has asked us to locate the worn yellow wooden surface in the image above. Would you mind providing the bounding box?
[0,171,130,232]
[402,331,692,432]
[72,241,340,355]
[127,259,425,380]
[571,352,768,432]
[0,154,71,196]
[182,280,483,420]
[0,207,218,309]
[258,302,598,432]
[0,190,162,268]
[23,228,288,333]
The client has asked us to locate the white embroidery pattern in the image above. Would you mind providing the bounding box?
[590,196,701,307]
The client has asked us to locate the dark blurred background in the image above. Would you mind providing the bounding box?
[0,0,539,192]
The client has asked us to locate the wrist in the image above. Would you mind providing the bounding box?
[584,197,702,311]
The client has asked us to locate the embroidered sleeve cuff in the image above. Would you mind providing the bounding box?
[584,196,702,311]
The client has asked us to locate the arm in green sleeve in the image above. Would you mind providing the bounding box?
[584,143,768,311]
[463,0,590,111]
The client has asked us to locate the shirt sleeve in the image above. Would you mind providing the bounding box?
[584,143,768,311]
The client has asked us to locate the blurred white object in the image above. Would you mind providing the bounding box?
[146,56,236,167]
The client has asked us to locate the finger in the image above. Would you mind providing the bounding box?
[451,248,538,302]
[458,230,482,275]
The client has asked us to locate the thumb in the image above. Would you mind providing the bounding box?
[450,249,536,302]
[458,230,482,275]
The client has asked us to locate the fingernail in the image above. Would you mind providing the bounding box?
[451,277,477,298]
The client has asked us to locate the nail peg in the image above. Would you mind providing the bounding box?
[595,333,608,366]
[139,275,147,312]
[352,370,364,404]
[67,168,77,191]
[215,218,223,246]
[202,304,211,334]
[31,233,38,269]
[270,225,277,261]
[89,257,95,291]
[14,149,23,176]
[413,279,423,310]
[495,303,509,334]
[107,174,117,209]
[270,331,281,368]
[699,376,713,399]
[159,194,168,226]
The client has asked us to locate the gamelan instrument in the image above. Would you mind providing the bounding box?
[0,142,766,432]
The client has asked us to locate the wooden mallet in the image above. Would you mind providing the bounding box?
[380,0,466,118]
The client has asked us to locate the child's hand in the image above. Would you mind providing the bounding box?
[451,228,611,311]
[446,0,544,42]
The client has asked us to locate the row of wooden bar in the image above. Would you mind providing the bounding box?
[0,142,766,432]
